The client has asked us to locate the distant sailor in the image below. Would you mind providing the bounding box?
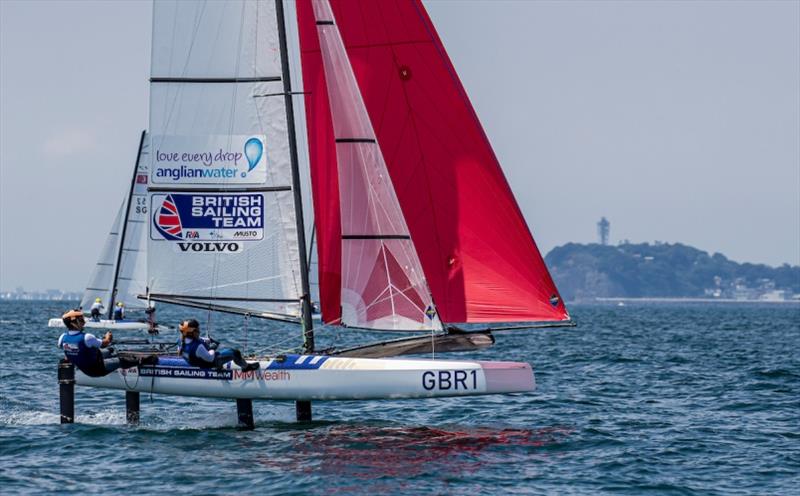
[178,319,259,372]
[90,298,104,322]
[58,309,157,377]
[113,302,125,321]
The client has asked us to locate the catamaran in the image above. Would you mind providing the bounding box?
[74,0,573,416]
[48,132,161,332]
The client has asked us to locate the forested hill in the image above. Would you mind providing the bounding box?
[544,242,800,302]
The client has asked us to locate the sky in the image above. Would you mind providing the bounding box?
[1,0,798,291]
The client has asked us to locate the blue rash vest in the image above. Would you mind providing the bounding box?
[179,338,214,368]
[59,331,104,376]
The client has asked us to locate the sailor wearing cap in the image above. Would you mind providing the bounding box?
[113,301,125,321]
[58,309,156,377]
[89,298,104,322]
[178,319,259,372]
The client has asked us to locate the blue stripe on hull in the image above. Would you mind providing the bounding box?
[266,354,329,370]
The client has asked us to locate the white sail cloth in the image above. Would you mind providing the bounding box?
[147,0,303,318]
[81,203,123,310]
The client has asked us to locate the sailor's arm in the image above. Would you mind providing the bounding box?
[84,332,113,348]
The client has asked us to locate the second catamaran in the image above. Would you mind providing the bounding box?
[49,131,159,331]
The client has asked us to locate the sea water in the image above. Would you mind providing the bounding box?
[1,301,797,495]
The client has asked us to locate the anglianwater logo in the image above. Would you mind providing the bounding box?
[151,135,266,185]
[154,194,183,240]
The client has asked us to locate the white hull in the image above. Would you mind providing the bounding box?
[77,354,534,400]
[48,318,157,331]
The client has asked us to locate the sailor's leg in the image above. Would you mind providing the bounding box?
[213,349,236,368]
[102,357,122,374]
[215,349,259,371]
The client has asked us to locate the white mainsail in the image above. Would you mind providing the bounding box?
[81,202,123,310]
[312,0,441,331]
[147,0,304,319]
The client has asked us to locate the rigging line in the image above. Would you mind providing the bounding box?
[243,313,249,356]
[245,316,336,357]
[307,221,316,271]
[253,91,309,98]
[248,318,339,358]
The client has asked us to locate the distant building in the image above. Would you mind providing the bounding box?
[597,217,610,246]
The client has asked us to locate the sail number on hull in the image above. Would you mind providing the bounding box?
[422,370,477,391]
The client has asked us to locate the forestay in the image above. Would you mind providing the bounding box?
[312,0,441,331]
[147,0,303,320]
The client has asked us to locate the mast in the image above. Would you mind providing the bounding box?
[276,0,314,353]
[108,130,147,319]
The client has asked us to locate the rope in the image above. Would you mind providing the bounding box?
[243,313,250,355]
[247,320,340,358]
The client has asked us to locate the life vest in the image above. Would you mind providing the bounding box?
[179,338,213,368]
[60,332,105,376]
[113,308,124,320]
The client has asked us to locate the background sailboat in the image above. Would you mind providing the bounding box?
[48,132,158,331]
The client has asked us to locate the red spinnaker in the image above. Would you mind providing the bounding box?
[298,0,568,324]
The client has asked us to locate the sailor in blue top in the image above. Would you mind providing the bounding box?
[178,319,259,372]
[58,309,156,377]
[113,302,125,321]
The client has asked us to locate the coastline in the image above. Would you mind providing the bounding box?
[594,297,800,304]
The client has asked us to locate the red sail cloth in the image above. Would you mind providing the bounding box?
[297,0,568,323]
[298,0,343,324]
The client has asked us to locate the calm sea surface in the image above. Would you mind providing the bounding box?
[1,301,798,495]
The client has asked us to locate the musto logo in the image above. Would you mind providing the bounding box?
[152,135,266,185]
[151,193,264,252]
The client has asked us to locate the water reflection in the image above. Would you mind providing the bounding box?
[252,424,573,482]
